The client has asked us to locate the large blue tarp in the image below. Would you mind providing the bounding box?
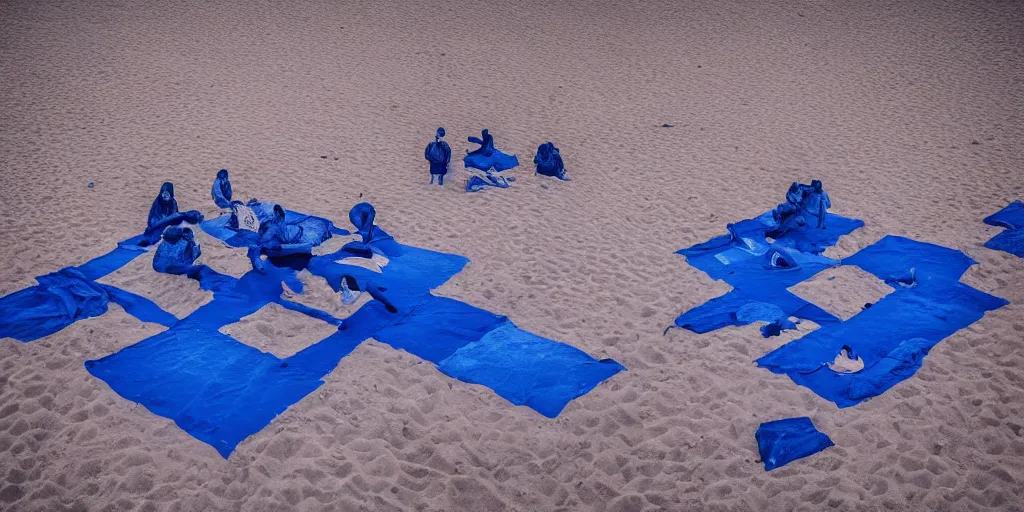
[983,200,1024,258]
[755,417,834,471]
[673,183,1007,407]
[0,200,623,457]
[756,236,1008,407]
[464,129,519,172]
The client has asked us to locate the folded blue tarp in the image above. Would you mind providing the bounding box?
[466,173,512,193]
[756,417,834,471]
[983,200,1024,258]
[464,129,519,172]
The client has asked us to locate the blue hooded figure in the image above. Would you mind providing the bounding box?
[153,227,202,275]
[211,169,234,209]
[425,128,452,185]
[464,129,519,172]
[142,182,203,246]
[534,142,568,181]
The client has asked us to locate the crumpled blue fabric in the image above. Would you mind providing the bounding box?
[211,169,234,209]
[756,417,834,471]
[0,268,111,342]
[534,142,568,181]
[153,227,202,275]
[425,128,452,181]
[466,173,512,193]
[464,129,519,172]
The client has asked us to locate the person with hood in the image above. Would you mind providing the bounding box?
[142,182,203,246]
[533,141,568,181]
[425,128,452,185]
[211,169,239,209]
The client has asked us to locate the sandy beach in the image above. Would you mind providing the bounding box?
[1,0,1023,510]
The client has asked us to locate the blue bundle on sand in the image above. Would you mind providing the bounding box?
[983,200,1024,258]
[153,227,202,275]
[464,129,518,172]
[466,173,512,193]
[756,417,834,471]
[672,181,1008,408]
[534,142,568,181]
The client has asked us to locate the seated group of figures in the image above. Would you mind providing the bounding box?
[144,170,393,308]
[424,128,569,191]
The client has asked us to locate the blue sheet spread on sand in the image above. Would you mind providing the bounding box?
[674,187,1007,408]
[983,200,1024,258]
[0,202,626,457]
[756,417,834,471]
[756,236,1008,407]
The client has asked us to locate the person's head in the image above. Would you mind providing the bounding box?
[159,182,174,202]
[811,180,823,191]
[182,227,195,242]
[273,204,286,221]
[436,127,445,139]
[482,129,489,136]
[217,169,229,180]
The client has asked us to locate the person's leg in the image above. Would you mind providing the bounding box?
[430,174,435,184]
[438,174,444,186]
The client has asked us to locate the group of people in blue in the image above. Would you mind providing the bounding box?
[424,127,569,192]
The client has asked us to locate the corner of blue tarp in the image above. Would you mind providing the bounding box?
[756,416,834,471]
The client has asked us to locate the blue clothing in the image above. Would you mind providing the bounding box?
[212,169,233,209]
[534,142,567,180]
[153,227,202,275]
[464,129,519,172]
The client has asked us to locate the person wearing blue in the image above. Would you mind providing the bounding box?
[153,227,202,275]
[425,128,451,185]
[803,180,831,228]
[211,169,239,209]
[464,128,519,172]
[533,142,568,181]
[142,182,203,246]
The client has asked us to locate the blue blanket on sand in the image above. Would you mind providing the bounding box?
[983,200,1024,258]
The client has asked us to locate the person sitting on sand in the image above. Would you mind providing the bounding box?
[247,204,305,272]
[142,182,203,246]
[533,141,568,181]
[464,129,519,172]
[802,180,831,228]
[211,169,240,209]
[425,128,452,186]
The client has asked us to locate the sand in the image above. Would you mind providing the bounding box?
[1,0,1023,510]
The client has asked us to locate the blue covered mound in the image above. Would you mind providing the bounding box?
[211,169,235,209]
[756,236,1008,407]
[674,181,864,336]
[534,142,568,181]
[143,182,203,245]
[464,129,519,172]
[756,417,834,471]
[153,227,202,275]
[983,200,1024,258]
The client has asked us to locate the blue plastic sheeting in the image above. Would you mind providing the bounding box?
[211,169,234,209]
[200,202,348,250]
[756,236,1008,407]
[153,227,202,275]
[466,173,512,193]
[437,322,626,418]
[464,129,519,172]
[983,200,1024,258]
[425,128,452,182]
[77,202,624,457]
[674,209,864,335]
[755,417,834,471]
[534,142,568,181]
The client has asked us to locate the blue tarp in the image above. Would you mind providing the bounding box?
[464,129,519,172]
[756,236,1008,407]
[756,417,834,471]
[466,173,512,193]
[983,200,1024,258]
[67,202,625,457]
